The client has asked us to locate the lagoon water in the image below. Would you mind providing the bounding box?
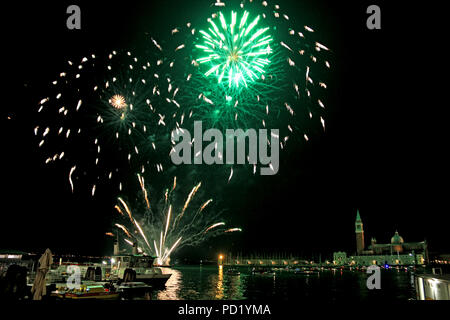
[150,265,416,301]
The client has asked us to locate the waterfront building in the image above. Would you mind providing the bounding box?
[355,210,365,254]
[333,211,428,266]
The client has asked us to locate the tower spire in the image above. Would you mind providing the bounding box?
[355,209,365,255]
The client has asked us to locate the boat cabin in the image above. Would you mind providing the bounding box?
[110,255,156,269]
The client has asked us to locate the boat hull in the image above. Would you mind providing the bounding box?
[135,274,171,287]
[118,283,152,300]
[64,292,119,300]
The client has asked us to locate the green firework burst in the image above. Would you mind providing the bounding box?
[162,0,332,144]
[195,10,273,94]
[168,9,287,131]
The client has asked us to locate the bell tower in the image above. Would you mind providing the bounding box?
[355,210,365,255]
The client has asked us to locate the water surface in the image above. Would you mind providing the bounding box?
[150,265,416,301]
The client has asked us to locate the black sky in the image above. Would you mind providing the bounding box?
[1,0,448,259]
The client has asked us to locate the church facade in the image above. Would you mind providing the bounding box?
[333,210,428,266]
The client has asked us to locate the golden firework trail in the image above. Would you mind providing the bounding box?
[133,218,151,251]
[154,240,160,258]
[204,222,225,234]
[172,176,177,191]
[112,177,241,265]
[159,231,163,260]
[181,182,201,216]
[68,166,76,193]
[224,228,242,233]
[115,223,132,238]
[160,237,182,264]
[171,182,201,231]
[199,199,213,212]
[114,205,124,216]
[185,199,213,231]
[137,174,150,209]
[228,167,233,183]
[118,197,133,222]
[162,205,172,249]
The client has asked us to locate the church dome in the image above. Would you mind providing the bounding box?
[391,231,404,244]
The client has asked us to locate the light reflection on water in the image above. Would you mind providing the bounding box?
[215,265,224,299]
[156,268,182,300]
[153,265,246,300]
[151,266,416,301]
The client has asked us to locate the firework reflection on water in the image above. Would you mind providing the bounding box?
[146,266,416,301]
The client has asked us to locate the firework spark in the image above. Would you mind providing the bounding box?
[109,94,127,110]
[163,0,332,148]
[196,11,273,89]
[69,166,76,193]
[34,50,174,196]
[112,175,241,265]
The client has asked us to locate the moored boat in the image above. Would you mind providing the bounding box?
[109,255,171,287]
[225,268,241,276]
[53,284,119,300]
[251,267,275,276]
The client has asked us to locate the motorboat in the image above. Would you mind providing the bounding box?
[109,255,171,287]
[53,283,119,300]
[251,267,275,276]
[225,268,241,276]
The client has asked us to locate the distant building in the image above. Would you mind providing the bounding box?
[333,210,428,266]
[333,251,348,265]
[0,250,36,274]
[355,211,364,254]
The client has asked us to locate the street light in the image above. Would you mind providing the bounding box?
[218,254,224,265]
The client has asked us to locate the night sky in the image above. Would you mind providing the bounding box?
[2,0,448,260]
